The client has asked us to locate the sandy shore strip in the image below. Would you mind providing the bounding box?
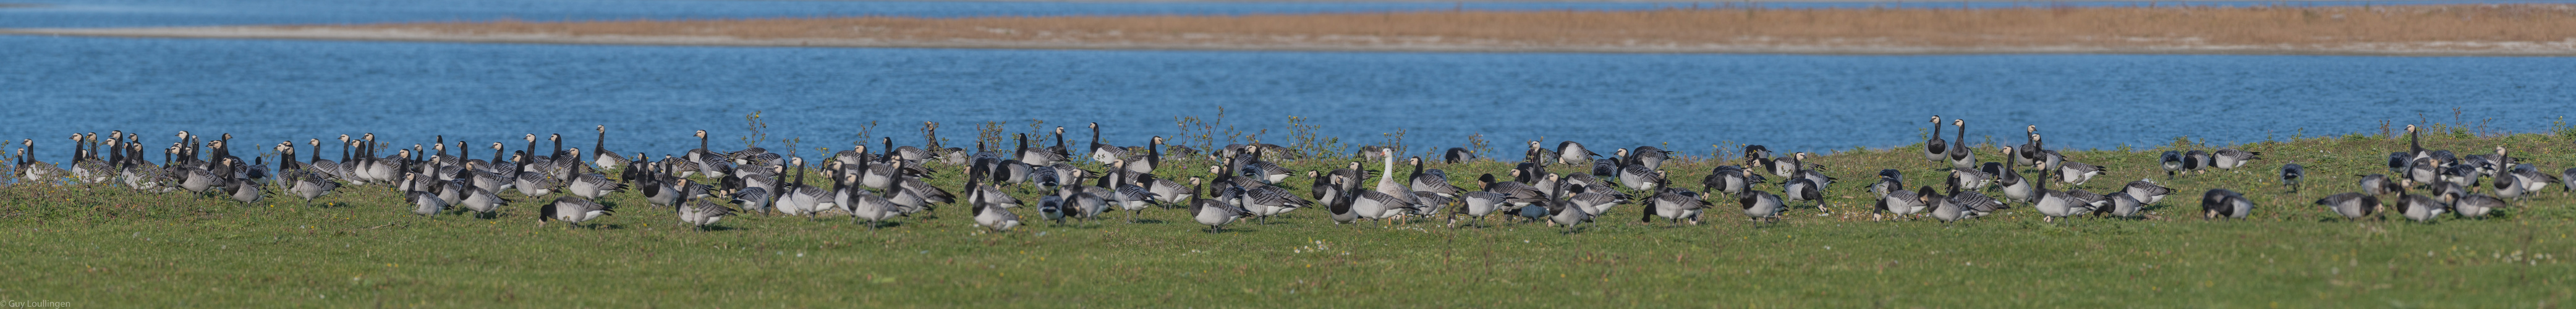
[12,5,2576,55]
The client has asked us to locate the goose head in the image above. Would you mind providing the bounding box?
[550,133,561,143]
[523,134,536,143]
[1953,119,1965,127]
[2405,124,2418,133]
[597,125,606,133]
[694,130,707,139]
[1929,116,1941,124]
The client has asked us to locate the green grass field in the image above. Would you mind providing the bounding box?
[3,129,2570,307]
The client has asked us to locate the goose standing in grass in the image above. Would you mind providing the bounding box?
[1239,156,1294,185]
[1105,161,1159,222]
[402,173,448,217]
[1948,188,2006,219]
[287,167,339,205]
[1443,147,1477,164]
[2121,179,2171,205]
[2160,151,2185,177]
[2452,193,2503,219]
[1351,184,1420,226]
[2029,135,2064,172]
[841,161,906,230]
[2405,157,2442,188]
[1565,184,1627,217]
[2489,171,2528,202]
[1947,119,1976,171]
[1928,188,1965,222]
[567,166,620,200]
[2104,193,2145,218]
[2019,126,2047,161]
[2358,174,2402,196]
[1738,190,1785,223]
[2315,192,2381,221]
[774,158,824,218]
[1875,186,1931,221]
[2031,173,2081,222]
[1997,146,2033,203]
[678,195,737,232]
[1642,185,1704,226]
[180,157,234,194]
[2386,152,2413,175]
[2439,164,2481,188]
[1010,133,1054,167]
[541,197,614,229]
[2508,165,2553,190]
[2059,161,2106,187]
[965,167,1020,232]
[1922,116,1948,169]
[2392,193,2446,222]
[2182,150,2211,176]
[1453,190,1509,227]
[2213,148,2261,171]
[1629,146,1673,169]
[1123,137,1163,175]
[1701,165,1761,197]
[1085,122,1128,164]
[591,125,631,170]
[1948,165,1994,193]
[2278,163,2305,192]
[2561,168,2576,195]
[1543,180,1589,232]
[2200,189,2253,220]
[20,139,61,182]
[1869,169,1904,200]
[1409,157,1460,198]
[1189,180,1246,233]
[686,130,716,171]
[457,173,509,218]
[1783,177,1827,215]
[512,152,557,197]
[1615,154,1663,192]
[727,186,771,215]
[223,176,263,205]
[1556,141,1596,166]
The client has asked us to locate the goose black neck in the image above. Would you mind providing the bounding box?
[595,129,608,157]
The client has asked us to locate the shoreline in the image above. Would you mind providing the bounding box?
[15,27,2576,56]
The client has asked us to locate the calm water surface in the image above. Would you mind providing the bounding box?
[4,0,2574,161]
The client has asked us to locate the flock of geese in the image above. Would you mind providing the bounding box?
[4,117,2564,233]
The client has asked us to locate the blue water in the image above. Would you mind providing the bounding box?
[5,0,2575,162]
